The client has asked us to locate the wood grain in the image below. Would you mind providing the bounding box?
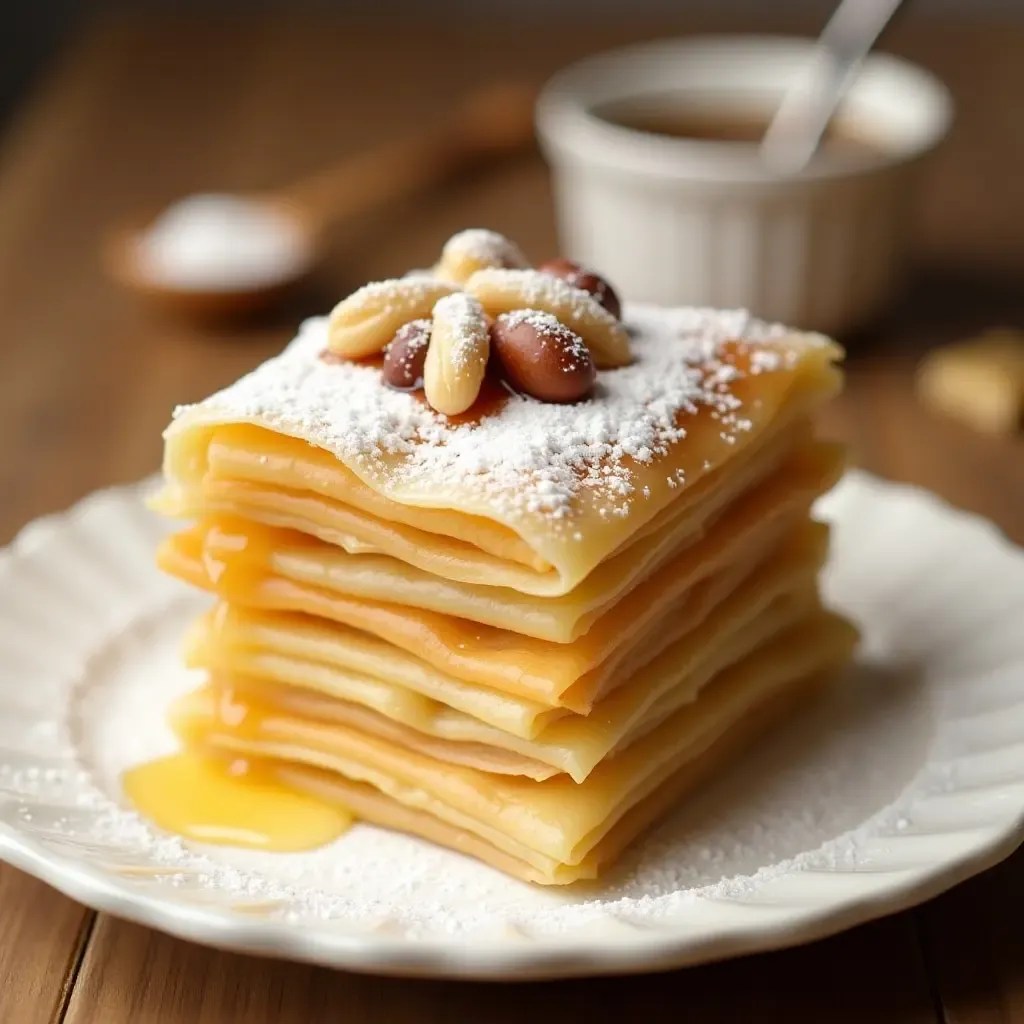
[0,9,1021,1022]
[920,847,1024,1024]
[0,866,93,1024]
[63,913,938,1024]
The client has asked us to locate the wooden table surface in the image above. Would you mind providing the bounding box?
[0,11,1022,1023]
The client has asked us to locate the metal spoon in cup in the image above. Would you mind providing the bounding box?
[760,0,907,174]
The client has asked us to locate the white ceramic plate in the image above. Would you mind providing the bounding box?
[1,471,1023,980]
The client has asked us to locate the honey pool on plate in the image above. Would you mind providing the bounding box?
[123,749,350,852]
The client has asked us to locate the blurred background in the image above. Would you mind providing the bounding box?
[0,0,1021,543]
[3,0,1022,126]
[2,6,1021,1016]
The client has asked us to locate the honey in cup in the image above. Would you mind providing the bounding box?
[594,96,886,164]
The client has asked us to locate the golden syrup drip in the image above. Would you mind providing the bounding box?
[198,518,277,600]
[122,750,350,853]
[445,374,514,426]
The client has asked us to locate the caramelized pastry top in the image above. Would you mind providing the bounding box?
[167,304,839,532]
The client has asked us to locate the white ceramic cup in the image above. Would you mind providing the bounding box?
[535,36,953,335]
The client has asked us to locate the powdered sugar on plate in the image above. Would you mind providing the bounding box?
[3,471,1024,971]
[169,305,815,523]
[55,591,936,936]
[8,586,936,940]
[56,592,929,937]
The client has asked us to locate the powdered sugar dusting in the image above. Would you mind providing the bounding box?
[338,276,449,315]
[441,228,527,269]
[498,309,591,369]
[385,319,431,376]
[135,194,310,291]
[477,268,619,328]
[431,292,488,371]
[171,304,817,525]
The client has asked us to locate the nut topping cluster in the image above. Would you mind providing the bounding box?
[327,229,630,416]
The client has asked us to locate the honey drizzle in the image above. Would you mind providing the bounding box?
[122,748,350,853]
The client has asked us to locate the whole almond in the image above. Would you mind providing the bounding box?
[328,278,457,358]
[491,310,595,403]
[465,268,630,369]
[423,293,490,416]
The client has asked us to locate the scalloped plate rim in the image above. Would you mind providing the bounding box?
[1,810,1021,979]
[0,470,1022,980]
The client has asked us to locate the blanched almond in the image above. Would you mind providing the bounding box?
[434,228,529,285]
[423,292,490,416]
[327,277,457,358]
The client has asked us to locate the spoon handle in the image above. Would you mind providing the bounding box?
[281,82,537,233]
[760,0,907,174]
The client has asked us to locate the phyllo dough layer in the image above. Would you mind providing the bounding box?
[157,306,842,596]
[173,611,858,884]
[144,302,853,884]
[181,520,829,780]
[158,438,843,700]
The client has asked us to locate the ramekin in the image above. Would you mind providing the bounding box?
[535,36,953,335]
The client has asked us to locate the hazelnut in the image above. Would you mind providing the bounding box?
[536,256,581,277]
[490,310,596,403]
[537,257,622,320]
[382,319,431,391]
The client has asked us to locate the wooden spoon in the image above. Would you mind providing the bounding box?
[104,81,538,321]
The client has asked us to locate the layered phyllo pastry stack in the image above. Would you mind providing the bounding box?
[147,229,856,884]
